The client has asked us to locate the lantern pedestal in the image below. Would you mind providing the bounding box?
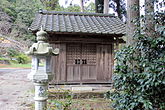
[34,83,48,110]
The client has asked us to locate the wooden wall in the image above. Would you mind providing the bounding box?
[51,43,113,84]
[96,45,113,82]
[51,43,67,83]
[50,36,114,84]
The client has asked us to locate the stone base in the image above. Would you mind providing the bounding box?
[49,84,112,92]
[48,84,112,99]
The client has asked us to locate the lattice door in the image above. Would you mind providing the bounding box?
[67,44,81,65]
[67,44,96,65]
[82,44,96,65]
[66,43,97,82]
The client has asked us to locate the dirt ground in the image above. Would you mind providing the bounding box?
[0,68,112,110]
[0,69,33,110]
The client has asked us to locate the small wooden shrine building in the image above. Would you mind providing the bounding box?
[29,10,126,84]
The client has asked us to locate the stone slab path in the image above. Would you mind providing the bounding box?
[0,69,33,110]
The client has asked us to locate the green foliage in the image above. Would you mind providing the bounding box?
[108,29,165,110]
[0,0,43,45]
[3,7,16,18]
[47,90,73,110]
[0,62,31,68]
[7,0,16,2]
[0,57,9,61]
[15,0,43,26]
[23,32,36,42]
[7,48,19,58]
[16,53,30,64]
[0,57,10,63]
[65,5,81,12]
[0,0,95,45]
[0,0,17,19]
[6,48,30,64]
[107,1,165,109]
[40,0,59,10]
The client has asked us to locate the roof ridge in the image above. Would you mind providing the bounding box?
[39,9,115,17]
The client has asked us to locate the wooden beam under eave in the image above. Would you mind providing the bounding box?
[45,31,125,38]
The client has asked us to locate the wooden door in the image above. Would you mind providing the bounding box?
[66,43,97,82]
[67,44,81,81]
[81,44,97,81]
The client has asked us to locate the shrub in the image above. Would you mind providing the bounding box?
[3,7,16,18]
[0,57,10,64]
[6,48,30,64]
[47,90,73,110]
[16,53,30,64]
[108,31,165,110]
[7,48,19,58]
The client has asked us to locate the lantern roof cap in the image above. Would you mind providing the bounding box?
[26,26,59,56]
[36,26,47,38]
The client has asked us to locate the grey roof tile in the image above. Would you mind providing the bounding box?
[75,16,87,32]
[53,15,60,31]
[65,15,73,32]
[29,11,126,35]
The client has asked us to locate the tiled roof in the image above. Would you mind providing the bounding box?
[29,10,126,35]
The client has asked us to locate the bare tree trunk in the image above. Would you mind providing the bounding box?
[103,0,109,14]
[115,0,122,20]
[145,0,155,37]
[95,0,104,13]
[126,0,140,45]
[80,0,84,12]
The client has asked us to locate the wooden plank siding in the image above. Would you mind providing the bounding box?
[67,65,81,81]
[96,45,113,82]
[51,43,67,83]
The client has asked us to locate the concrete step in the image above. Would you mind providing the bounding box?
[49,84,112,91]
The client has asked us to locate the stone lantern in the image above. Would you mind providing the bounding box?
[26,27,59,110]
